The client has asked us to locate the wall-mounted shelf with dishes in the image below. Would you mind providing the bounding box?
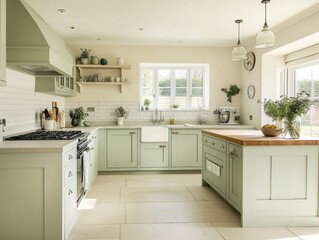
[75,64,131,93]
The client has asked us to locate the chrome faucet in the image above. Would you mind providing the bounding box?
[152,108,164,124]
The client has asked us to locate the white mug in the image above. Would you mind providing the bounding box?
[117,57,124,65]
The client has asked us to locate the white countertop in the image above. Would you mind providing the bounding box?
[0,124,254,153]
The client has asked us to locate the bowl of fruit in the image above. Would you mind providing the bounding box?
[260,124,282,137]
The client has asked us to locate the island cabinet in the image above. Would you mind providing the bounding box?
[140,143,168,169]
[171,129,202,169]
[202,129,319,227]
[0,141,77,240]
[107,129,138,169]
[0,0,6,86]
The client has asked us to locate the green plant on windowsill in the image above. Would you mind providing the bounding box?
[69,106,89,126]
[171,104,179,109]
[221,84,240,103]
[144,99,151,110]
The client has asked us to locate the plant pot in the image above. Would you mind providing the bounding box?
[91,56,99,65]
[282,117,301,139]
[117,117,124,126]
[100,58,108,65]
[80,58,89,64]
[71,118,79,127]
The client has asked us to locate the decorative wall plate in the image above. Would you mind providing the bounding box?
[247,85,255,99]
[244,52,255,71]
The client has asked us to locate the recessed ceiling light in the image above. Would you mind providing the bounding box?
[138,27,144,31]
[97,39,101,41]
[57,9,66,13]
[70,26,75,29]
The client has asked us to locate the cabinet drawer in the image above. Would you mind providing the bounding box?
[64,177,77,235]
[64,159,76,186]
[203,136,226,153]
[228,143,242,159]
[63,147,76,167]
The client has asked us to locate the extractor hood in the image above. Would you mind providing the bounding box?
[6,0,74,77]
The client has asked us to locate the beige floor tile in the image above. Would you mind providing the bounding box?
[68,224,119,240]
[287,227,319,240]
[217,227,300,240]
[86,187,121,203]
[126,174,201,187]
[121,186,196,202]
[92,175,126,188]
[126,201,240,223]
[187,186,226,201]
[75,203,125,225]
[121,223,224,240]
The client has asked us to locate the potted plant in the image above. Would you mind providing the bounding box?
[80,48,91,64]
[258,91,317,139]
[171,104,179,109]
[221,84,240,102]
[111,106,128,125]
[69,106,89,127]
[143,98,151,110]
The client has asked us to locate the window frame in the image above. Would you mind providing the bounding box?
[139,63,210,111]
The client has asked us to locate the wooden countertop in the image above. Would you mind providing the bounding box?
[202,130,319,146]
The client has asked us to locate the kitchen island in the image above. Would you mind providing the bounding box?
[202,129,319,227]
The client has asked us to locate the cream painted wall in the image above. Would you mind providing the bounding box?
[66,45,242,124]
[241,10,319,128]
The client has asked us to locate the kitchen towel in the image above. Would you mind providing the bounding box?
[82,150,90,192]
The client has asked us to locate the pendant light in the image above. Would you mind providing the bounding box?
[255,0,275,48]
[232,19,247,61]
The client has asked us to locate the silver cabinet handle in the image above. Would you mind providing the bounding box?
[92,136,97,139]
[68,171,73,177]
[159,145,166,148]
[129,132,136,134]
[172,131,178,134]
[68,189,73,196]
[68,154,73,160]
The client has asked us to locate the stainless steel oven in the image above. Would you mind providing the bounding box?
[76,132,90,205]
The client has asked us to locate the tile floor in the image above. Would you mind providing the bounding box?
[68,173,319,240]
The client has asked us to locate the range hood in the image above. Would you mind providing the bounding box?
[6,0,74,77]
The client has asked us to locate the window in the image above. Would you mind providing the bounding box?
[291,62,319,136]
[140,63,209,110]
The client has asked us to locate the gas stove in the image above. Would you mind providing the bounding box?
[4,130,83,141]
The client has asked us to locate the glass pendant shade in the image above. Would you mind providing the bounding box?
[232,19,246,61]
[232,45,247,60]
[255,0,275,48]
[255,26,275,48]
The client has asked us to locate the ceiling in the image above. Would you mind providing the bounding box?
[24,0,319,47]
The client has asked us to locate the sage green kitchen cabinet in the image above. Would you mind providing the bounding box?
[88,131,98,185]
[202,136,227,198]
[0,0,6,86]
[97,129,107,171]
[107,129,138,169]
[35,76,76,97]
[171,129,202,168]
[227,142,242,211]
[140,143,168,168]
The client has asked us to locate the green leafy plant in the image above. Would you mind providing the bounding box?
[111,106,128,119]
[80,48,91,58]
[144,99,151,107]
[258,91,316,122]
[69,106,88,120]
[171,104,179,109]
[258,91,317,138]
[221,84,240,102]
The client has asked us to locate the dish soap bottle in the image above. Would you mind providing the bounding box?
[169,116,175,125]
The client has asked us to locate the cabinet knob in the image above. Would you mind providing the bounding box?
[159,145,166,148]
[129,132,136,134]
[68,154,73,160]
[68,171,73,177]
[68,189,73,196]
[90,163,93,167]
[172,131,178,134]
[220,145,225,149]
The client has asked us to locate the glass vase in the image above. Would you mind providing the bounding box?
[282,117,301,139]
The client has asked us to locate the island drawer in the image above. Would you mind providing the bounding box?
[203,135,227,153]
[64,159,76,186]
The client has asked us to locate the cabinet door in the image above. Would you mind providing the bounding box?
[227,143,242,210]
[97,130,107,171]
[0,0,6,86]
[64,177,77,238]
[140,143,168,168]
[88,132,98,184]
[107,129,138,168]
[171,130,202,168]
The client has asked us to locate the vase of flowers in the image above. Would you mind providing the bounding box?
[80,48,91,64]
[111,106,128,125]
[259,91,316,139]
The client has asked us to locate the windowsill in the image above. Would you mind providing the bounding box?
[139,109,210,112]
